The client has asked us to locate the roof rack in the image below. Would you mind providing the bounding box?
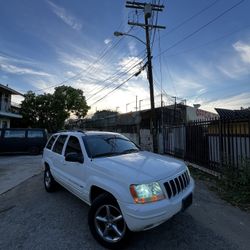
[57,129,85,133]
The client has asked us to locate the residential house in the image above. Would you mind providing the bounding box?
[0,83,23,128]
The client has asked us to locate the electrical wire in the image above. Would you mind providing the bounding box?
[163,24,250,58]
[87,55,147,101]
[90,73,138,106]
[31,25,135,93]
[161,0,221,39]
[155,0,245,59]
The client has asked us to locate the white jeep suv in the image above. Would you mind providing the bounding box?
[42,131,194,248]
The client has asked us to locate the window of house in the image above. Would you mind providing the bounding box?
[2,121,8,128]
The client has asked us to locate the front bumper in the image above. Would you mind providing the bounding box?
[119,177,194,232]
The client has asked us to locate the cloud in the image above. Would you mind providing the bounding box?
[0,62,51,77]
[117,56,146,79]
[58,51,114,82]
[195,92,250,112]
[233,41,250,64]
[47,1,82,30]
[128,40,138,55]
[104,39,111,45]
[216,40,250,79]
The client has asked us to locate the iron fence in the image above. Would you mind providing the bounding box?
[164,118,250,171]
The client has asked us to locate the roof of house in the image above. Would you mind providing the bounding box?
[215,108,250,120]
[0,83,23,96]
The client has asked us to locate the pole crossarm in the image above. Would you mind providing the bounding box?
[128,21,166,29]
[126,1,164,10]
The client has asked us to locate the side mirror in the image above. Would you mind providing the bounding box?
[65,152,84,164]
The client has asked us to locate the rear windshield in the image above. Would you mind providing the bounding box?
[4,130,26,138]
[83,134,139,158]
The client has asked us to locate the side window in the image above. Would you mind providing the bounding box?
[46,135,57,150]
[28,130,44,138]
[65,136,83,156]
[4,130,26,138]
[52,135,68,154]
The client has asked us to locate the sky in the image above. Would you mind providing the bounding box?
[0,0,250,115]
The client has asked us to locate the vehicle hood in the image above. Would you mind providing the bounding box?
[91,151,186,183]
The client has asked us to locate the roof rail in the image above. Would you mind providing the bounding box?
[57,129,85,133]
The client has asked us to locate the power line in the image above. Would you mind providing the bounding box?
[90,73,138,106]
[86,56,147,101]
[85,48,146,97]
[155,0,245,59]
[163,24,250,58]
[31,26,134,93]
[161,0,221,39]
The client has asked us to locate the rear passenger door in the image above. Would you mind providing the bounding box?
[50,135,68,183]
[62,136,87,200]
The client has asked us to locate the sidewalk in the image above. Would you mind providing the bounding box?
[0,155,42,194]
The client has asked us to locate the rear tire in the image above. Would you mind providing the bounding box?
[44,168,57,192]
[88,193,130,249]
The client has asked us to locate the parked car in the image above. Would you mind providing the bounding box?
[42,130,194,248]
[0,128,47,154]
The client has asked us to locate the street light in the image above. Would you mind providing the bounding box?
[114,31,146,46]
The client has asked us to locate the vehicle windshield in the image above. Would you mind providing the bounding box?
[83,134,140,158]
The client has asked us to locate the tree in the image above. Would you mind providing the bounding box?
[20,85,90,132]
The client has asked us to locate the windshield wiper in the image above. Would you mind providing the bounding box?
[120,149,140,154]
[92,152,120,158]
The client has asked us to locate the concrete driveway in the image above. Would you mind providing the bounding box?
[0,156,250,249]
[0,155,42,194]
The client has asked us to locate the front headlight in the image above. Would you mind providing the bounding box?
[130,182,165,204]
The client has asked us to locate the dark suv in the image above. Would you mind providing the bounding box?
[0,128,47,154]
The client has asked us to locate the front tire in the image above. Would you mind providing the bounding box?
[88,194,130,249]
[44,168,57,192]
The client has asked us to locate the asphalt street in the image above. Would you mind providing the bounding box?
[0,157,250,249]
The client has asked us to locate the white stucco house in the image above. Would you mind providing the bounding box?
[0,83,23,128]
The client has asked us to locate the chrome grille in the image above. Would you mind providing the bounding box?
[164,171,190,199]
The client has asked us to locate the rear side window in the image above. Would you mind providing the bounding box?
[28,130,44,138]
[65,136,83,156]
[4,130,26,138]
[52,135,68,154]
[46,135,57,150]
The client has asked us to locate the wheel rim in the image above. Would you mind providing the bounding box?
[44,171,51,188]
[94,204,126,243]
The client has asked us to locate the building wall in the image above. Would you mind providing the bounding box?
[0,118,10,128]
[186,106,218,121]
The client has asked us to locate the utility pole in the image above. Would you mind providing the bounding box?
[126,1,165,153]
[172,96,177,124]
[135,95,138,111]
[139,99,143,111]
[126,103,130,113]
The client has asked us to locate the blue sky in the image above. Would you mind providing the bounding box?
[0,0,250,114]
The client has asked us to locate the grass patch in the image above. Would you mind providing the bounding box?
[189,163,250,212]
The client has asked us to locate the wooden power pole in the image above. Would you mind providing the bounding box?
[126,1,165,153]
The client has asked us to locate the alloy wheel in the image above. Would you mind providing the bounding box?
[94,204,126,243]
